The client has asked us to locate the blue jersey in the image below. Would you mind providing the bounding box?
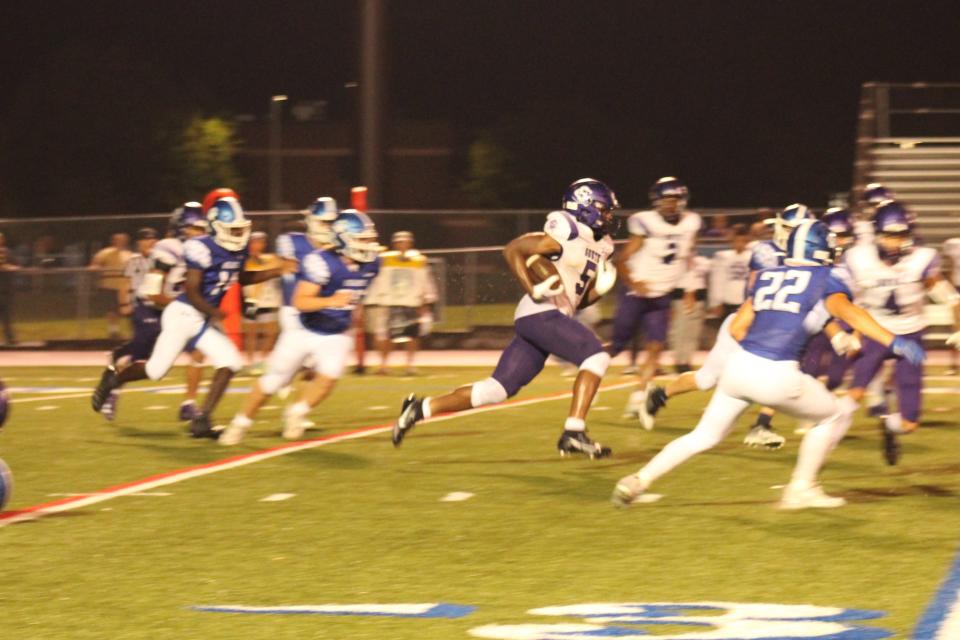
[299,250,380,335]
[740,265,852,362]
[276,232,315,306]
[177,236,248,307]
[749,240,784,271]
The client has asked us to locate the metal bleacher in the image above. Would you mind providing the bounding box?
[853,83,960,247]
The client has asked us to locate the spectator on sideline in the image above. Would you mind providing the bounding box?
[668,251,710,373]
[242,231,283,371]
[702,213,730,239]
[90,232,132,339]
[365,231,437,375]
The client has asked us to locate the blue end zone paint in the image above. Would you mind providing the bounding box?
[914,549,960,639]
[191,603,476,618]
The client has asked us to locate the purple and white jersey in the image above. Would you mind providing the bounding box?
[741,265,852,362]
[177,236,248,307]
[625,209,701,297]
[942,237,960,286]
[149,237,187,299]
[709,248,751,307]
[514,211,614,320]
[844,244,940,334]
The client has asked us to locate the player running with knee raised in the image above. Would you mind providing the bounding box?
[613,220,925,510]
[842,200,960,464]
[92,195,285,439]
[219,210,381,445]
[392,178,619,457]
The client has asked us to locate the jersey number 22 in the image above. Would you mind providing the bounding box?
[753,270,811,314]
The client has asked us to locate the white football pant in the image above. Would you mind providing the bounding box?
[145,300,243,380]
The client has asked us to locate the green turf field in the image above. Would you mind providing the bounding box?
[1,366,959,639]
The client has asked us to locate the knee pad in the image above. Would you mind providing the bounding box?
[471,377,508,407]
[694,367,718,391]
[144,359,167,381]
[579,351,611,377]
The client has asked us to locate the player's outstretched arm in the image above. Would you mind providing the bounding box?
[240,265,285,286]
[291,281,353,312]
[503,233,562,298]
[615,235,646,294]
[185,268,225,321]
[824,294,924,367]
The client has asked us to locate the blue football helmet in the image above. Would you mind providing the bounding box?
[207,197,252,251]
[304,196,338,245]
[784,219,836,266]
[168,201,205,239]
[562,178,620,238]
[332,209,382,263]
[765,203,816,250]
[873,199,914,261]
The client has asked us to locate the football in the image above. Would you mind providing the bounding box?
[524,254,560,285]
[0,457,11,511]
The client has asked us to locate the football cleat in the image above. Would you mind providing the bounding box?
[743,425,786,450]
[189,413,220,440]
[611,473,648,507]
[646,385,668,419]
[219,418,249,447]
[622,389,643,419]
[636,385,656,431]
[557,430,611,459]
[178,401,199,421]
[881,423,900,466]
[392,393,423,447]
[100,391,119,422]
[91,366,119,412]
[778,484,846,510]
[282,409,307,440]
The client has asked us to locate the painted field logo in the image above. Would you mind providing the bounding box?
[468,602,891,639]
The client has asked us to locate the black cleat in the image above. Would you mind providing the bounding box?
[881,422,900,466]
[189,413,220,440]
[557,430,611,459]
[91,366,119,412]
[645,385,668,418]
[392,393,423,447]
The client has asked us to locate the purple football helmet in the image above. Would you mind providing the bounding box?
[822,207,854,237]
[168,202,205,239]
[874,200,914,261]
[648,176,689,203]
[864,183,894,205]
[562,178,620,238]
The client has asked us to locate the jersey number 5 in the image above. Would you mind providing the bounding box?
[575,259,598,296]
[753,270,812,314]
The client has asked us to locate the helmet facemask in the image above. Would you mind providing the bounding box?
[342,230,382,263]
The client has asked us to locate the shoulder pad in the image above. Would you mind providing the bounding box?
[544,210,580,243]
[627,211,652,237]
[183,238,213,269]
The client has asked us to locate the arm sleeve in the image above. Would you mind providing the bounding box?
[302,252,331,286]
[183,239,212,270]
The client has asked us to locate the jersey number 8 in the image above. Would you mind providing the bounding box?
[753,270,812,314]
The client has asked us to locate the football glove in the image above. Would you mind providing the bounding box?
[830,331,861,356]
[532,274,564,301]
[594,258,617,296]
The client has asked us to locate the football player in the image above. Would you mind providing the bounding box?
[613,177,701,426]
[613,220,925,510]
[854,182,895,246]
[842,200,960,464]
[391,178,619,457]
[92,195,287,439]
[942,233,960,374]
[220,210,382,444]
[639,204,839,450]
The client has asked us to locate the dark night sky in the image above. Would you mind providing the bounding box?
[2,0,959,211]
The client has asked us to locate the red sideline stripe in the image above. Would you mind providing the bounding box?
[0,381,632,525]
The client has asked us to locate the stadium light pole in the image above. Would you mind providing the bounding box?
[269,94,288,210]
[359,0,384,208]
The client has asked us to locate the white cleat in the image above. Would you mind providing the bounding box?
[219,417,251,446]
[611,473,649,507]
[282,412,306,440]
[778,484,847,510]
[744,425,786,449]
[635,386,655,431]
